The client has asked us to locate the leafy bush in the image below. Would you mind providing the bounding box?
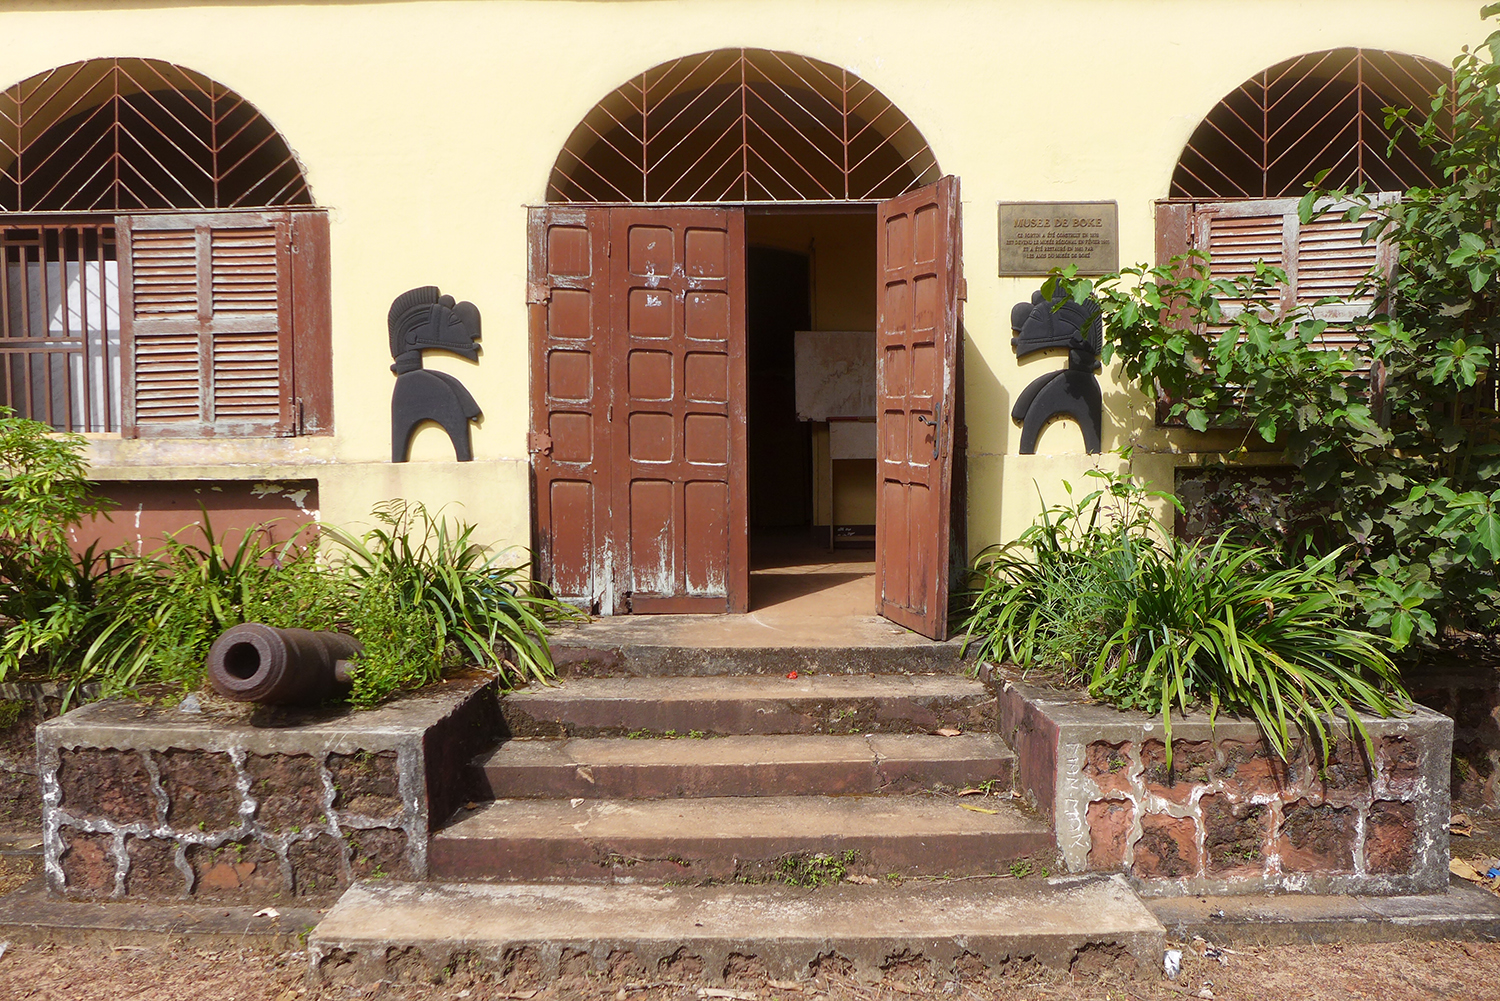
[961,467,1167,680]
[1092,537,1409,761]
[962,468,1411,762]
[328,501,580,706]
[1047,10,1500,651]
[0,435,577,706]
[0,409,116,679]
[76,519,344,701]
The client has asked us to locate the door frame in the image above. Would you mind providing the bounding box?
[530,196,963,630]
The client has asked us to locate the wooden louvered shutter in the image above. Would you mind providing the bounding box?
[1188,195,1397,347]
[119,211,294,437]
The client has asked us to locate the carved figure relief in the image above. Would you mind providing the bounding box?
[1010,287,1104,454]
[388,286,482,462]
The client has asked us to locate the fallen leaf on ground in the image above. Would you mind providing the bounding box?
[844,874,877,884]
[957,788,985,796]
[934,728,962,737]
[252,907,279,918]
[1451,858,1483,882]
[766,979,804,992]
[698,990,759,1001]
[1452,813,1474,837]
[960,803,999,815]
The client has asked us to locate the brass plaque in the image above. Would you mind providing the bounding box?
[998,201,1119,276]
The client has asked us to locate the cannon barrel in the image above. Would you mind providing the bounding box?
[206,623,362,705]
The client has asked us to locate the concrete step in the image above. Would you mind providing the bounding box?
[310,876,1163,985]
[474,734,1014,799]
[429,794,1053,882]
[550,614,972,677]
[501,674,996,738]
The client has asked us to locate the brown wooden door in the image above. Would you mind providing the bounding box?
[530,205,748,614]
[875,176,961,640]
[528,206,613,611]
[609,207,748,613]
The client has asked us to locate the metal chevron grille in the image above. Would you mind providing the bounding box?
[0,58,311,212]
[548,49,941,203]
[1171,48,1452,199]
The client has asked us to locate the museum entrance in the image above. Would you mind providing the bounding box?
[528,49,963,639]
[745,207,878,619]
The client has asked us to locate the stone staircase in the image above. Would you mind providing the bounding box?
[431,674,1050,883]
[310,639,1166,985]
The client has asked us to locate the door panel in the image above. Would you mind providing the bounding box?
[528,206,612,611]
[609,207,748,614]
[875,177,961,639]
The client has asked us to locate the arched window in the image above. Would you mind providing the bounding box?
[548,48,941,202]
[1170,48,1452,199]
[0,59,329,437]
[1159,49,1452,353]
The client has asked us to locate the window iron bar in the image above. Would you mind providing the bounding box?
[1172,48,1452,200]
[1,58,310,212]
[549,48,939,204]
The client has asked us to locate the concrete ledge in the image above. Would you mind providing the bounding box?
[309,875,1164,984]
[1149,879,1500,945]
[993,670,1453,897]
[0,875,321,950]
[36,671,499,902]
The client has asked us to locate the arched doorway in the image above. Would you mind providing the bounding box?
[530,49,961,639]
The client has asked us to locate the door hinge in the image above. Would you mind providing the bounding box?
[526,283,551,305]
[527,431,553,455]
[956,278,968,302]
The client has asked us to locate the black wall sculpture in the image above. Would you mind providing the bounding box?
[388,286,482,462]
[1010,287,1104,454]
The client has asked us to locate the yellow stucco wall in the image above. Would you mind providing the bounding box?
[0,0,1482,556]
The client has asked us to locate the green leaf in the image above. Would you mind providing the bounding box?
[1475,511,1500,562]
[1186,409,1210,432]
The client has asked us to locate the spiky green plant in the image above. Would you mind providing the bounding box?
[74,516,342,703]
[1091,537,1410,763]
[325,500,582,705]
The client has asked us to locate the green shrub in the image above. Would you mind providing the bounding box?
[0,409,116,681]
[75,518,344,701]
[1092,537,1410,763]
[960,466,1169,681]
[963,467,1411,763]
[20,496,576,707]
[326,500,582,706]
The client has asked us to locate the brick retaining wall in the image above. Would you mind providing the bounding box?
[994,672,1453,897]
[36,673,497,902]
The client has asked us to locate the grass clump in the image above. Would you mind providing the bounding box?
[772,849,860,888]
[961,462,1411,763]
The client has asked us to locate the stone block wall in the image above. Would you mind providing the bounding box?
[0,682,95,837]
[37,672,497,902]
[995,674,1453,897]
[1400,645,1500,810]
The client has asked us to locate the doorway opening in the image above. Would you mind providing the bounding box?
[745,208,878,620]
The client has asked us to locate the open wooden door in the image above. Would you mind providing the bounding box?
[875,176,961,640]
[530,205,748,615]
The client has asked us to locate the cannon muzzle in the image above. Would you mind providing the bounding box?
[206,623,363,705]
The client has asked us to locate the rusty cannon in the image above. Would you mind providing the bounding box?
[206,623,363,705]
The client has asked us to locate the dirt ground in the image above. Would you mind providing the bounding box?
[0,936,1494,1001]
